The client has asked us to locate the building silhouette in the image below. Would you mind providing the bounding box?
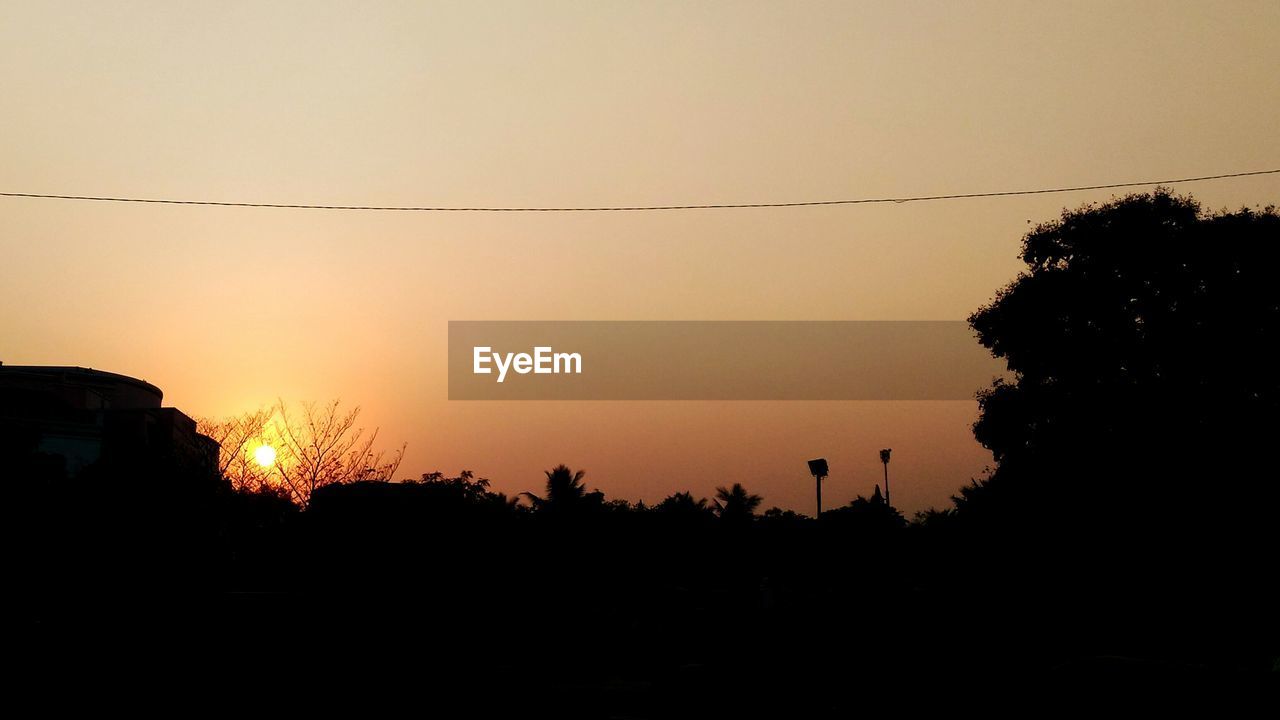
[0,363,216,478]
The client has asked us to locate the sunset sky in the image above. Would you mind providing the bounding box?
[3,1,1278,513]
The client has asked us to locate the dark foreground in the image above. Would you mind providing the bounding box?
[13,471,1277,715]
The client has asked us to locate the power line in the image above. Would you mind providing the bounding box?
[1,168,1276,212]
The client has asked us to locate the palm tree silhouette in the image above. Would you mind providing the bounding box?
[712,483,763,524]
[522,464,596,513]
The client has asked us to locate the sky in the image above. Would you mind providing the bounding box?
[2,1,1278,514]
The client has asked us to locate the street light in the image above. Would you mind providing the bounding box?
[807,458,828,518]
[879,448,892,507]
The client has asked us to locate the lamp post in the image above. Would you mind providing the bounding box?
[879,448,892,507]
[807,458,828,519]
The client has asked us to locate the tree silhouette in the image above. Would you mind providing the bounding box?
[822,485,906,532]
[408,470,520,511]
[197,407,275,494]
[713,483,762,524]
[966,189,1280,530]
[272,399,405,506]
[654,491,713,516]
[522,464,603,514]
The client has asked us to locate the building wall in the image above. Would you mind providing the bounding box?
[0,364,215,479]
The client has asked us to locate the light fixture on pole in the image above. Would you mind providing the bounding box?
[807,458,828,518]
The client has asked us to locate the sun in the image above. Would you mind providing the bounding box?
[254,444,277,468]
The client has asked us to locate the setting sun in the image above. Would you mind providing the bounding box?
[254,445,276,468]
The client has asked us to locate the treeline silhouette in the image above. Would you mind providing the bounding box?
[11,190,1279,711]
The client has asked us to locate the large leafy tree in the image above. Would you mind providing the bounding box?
[966,190,1279,529]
